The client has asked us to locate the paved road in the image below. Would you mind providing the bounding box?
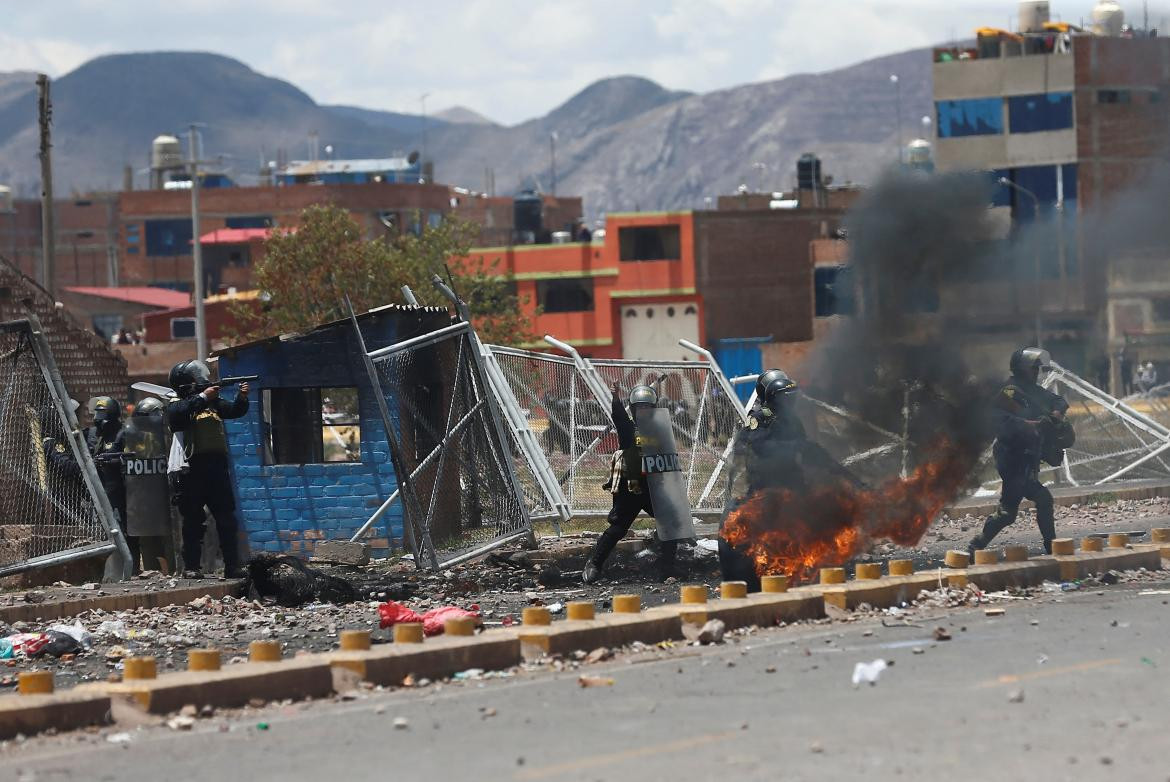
[4,575,1168,782]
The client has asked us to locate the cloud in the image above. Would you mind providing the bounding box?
[2,0,1094,123]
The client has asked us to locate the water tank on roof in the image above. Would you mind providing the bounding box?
[1018,1,1051,33]
[151,135,183,170]
[0,185,12,214]
[514,190,543,235]
[796,154,822,191]
[906,139,933,166]
[1092,0,1125,35]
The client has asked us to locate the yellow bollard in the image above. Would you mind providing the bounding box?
[249,640,282,662]
[973,550,999,566]
[888,559,914,576]
[566,601,596,620]
[1051,538,1075,555]
[720,581,748,599]
[18,671,53,696]
[522,606,551,626]
[393,623,424,643]
[444,616,476,636]
[187,649,221,672]
[123,657,157,680]
[1081,537,1104,552]
[854,563,882,580]
[819,568,846,584]
[1003,546,1029,562]
[760,574,788,593]
[944,550,970,569]
[1107,533,1129,549]
[339,630,371,651]
[680,585,708,604]
[612,594,641,613]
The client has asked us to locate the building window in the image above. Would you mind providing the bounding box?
[225,215,272,229]
[170,317,196,340]
[618,225,681,261]
[1097,89,1131,104]
[144,218,194,256]
[537,278,594,313]
[1153,298,1170,323]
[1149,91,1163,104]
[935,97,1003,138]
[263,387,361,465]
[1008,92,1073,133]
[814,266,856,317]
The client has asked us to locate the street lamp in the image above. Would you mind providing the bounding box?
[998,176,1044,348]
[549,131,558,196]
[890,74,903,163]
[420,93,430,183]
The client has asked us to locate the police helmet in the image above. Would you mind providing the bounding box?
[628,385,658,409]
[1010,347,1052,379]
[763,371,798,404]
[168,360,212,396]
[755,368,788,400]
[90,396,121,423]
[132,397,166,417]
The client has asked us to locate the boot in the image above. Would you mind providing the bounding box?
[1042,538,1053,555]
[582,560,602,585]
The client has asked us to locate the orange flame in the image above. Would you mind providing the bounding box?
[721,437,973,584]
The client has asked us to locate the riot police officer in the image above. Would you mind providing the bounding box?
[720,370,858,590]
[968,348,1071,557]
[123,397,174,573]
[167,360,249,578]
[82,397,131,563]
[583,382,678,584]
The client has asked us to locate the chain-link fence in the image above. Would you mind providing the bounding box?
[488,346,748,516]
[0,318,128,577]
[360,320,532,568]
[973,362,1170,492]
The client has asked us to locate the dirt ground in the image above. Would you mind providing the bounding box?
[0,496,1166,696]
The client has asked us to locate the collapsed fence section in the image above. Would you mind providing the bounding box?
[0,317,130,578]
[356,314,533,569]
[488,341,750,516]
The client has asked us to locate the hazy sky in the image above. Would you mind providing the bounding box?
[5,1,1165,124]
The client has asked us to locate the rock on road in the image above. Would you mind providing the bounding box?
[3,576,1168,781]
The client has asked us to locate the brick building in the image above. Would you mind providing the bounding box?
[932,18,1170,377]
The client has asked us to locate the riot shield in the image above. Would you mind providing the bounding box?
[122,415,170,537]
[634,406,695,542]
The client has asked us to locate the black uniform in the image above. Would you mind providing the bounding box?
[589,393,678,574]
[720,400,858,590]
[168,389,249,576]
[970,375,1069,555]
[45,421,131,558]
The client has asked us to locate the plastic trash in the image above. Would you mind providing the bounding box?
[377,601,480,636]
[0,639,12,659]
[98,620,128,639]
[47,620,92,649]
[851,659,888,687]
[546,602,564,615]
[7,633,50,658]
[41,630,83,658]
[694,538,720,557]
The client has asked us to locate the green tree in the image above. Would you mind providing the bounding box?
[230,204,535,345]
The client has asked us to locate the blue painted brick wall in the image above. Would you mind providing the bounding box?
[217,308,448,559]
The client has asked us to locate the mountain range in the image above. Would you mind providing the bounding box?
[0,50,932,217]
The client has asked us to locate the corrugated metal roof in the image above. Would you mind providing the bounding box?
[281,158,416,176]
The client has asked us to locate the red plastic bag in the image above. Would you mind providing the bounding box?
[8,633,50,657]
[377,602,479,636]
[421,606,479,636]
[377,602,423,629]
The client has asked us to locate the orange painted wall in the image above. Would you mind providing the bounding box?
[464,212,702,357]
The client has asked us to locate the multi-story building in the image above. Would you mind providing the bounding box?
[931,4,1170,379]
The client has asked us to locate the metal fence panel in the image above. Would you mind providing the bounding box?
[0,318,127,577]
[364,325,532,567]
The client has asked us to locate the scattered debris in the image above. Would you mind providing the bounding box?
[682,619,726,645]
[584,647,612,664]
[578,675,615,688]
[984,608,1006,617]
[851,659,889,687]
[393,716,409,730]
[106,732,133,744]
[166,715,195,731]
[932,627,951,641]
[1008,689,1025,703]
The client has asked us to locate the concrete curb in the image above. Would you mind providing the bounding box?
[0,691,111,739]
[77,656,334,714]
[0,580,246,625]
[2,549,1162,739]
[944,482,1170,518]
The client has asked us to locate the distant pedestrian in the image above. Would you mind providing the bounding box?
[1119,350,1134,396]
[1090,353,1110,393]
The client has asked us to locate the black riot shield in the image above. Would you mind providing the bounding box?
[633,407,695,542]
[122,415,170,537]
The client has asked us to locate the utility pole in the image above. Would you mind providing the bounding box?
[188,124,209,361]
[36,74,55,296]
[890,74,903,164]
[549,131,558,196]
[420,93,430,183]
